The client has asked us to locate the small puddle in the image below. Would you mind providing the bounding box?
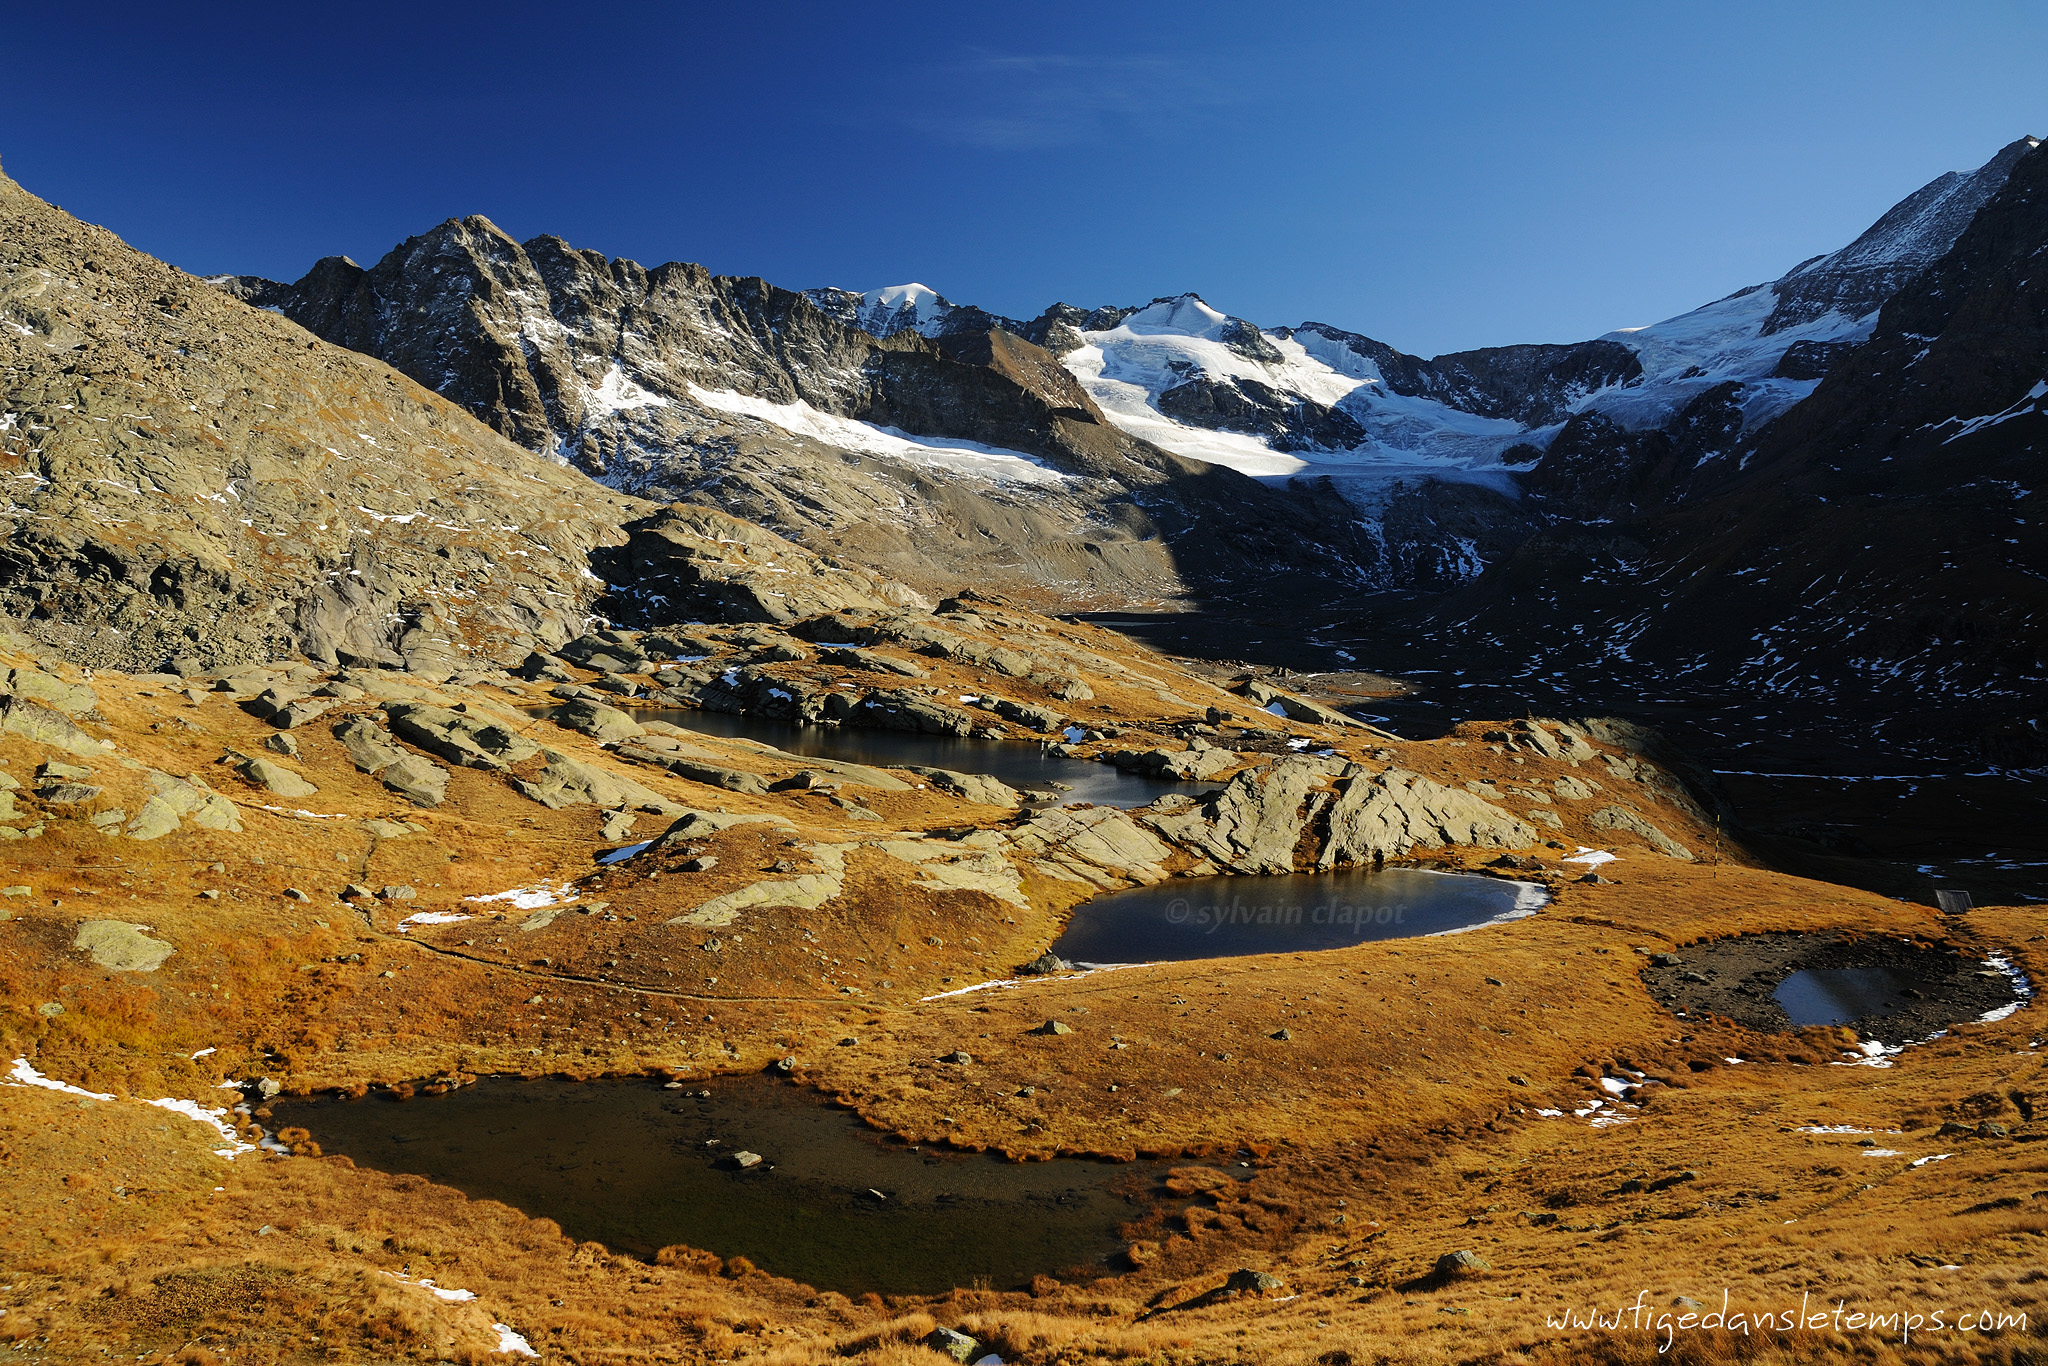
[1048,868,1546,966]
[275,1074,1162,1296]
[1642,932,2027,1039]
[1774,967,1917,1027]
[642,708,1205,808]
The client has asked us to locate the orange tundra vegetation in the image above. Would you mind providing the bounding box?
[0,613,2042,1365]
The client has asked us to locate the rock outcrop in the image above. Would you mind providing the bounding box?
[600,505,922,626]
[1142,755,1352,874]
[1320,770,1537,866]
[1130,754,1539,876]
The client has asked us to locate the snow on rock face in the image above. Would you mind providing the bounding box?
[584,364,671,416]
[1584,138,2037,433]
[1764,135,2042,333]
[1062,294,1533,498]
[686,386,1072,485]
[1590,284,1867,433]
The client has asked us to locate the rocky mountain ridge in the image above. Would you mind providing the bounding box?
[0,165,654,675]
[5,132,2042,762]
[1396,135,2048,757]
[214,222,1394,613]
[215,139,2040,624]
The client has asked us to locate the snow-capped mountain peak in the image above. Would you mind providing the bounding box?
[802,281,960,338]
[1119,293,1232,339]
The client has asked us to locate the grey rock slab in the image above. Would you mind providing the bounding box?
[1,696,109,758]
[904,765,1021,808]
[667,871,841,928]
[384,702,539,770]
[146,771,242,832]
[1,667,96,716]
[124,796,182,841]
[552,697,644,743]
[511,749,670,810]
[333,715,409,773]
[274,698,334,729]
[36,782,103,804]
[674,759,774,796]
[1009,805,1174,887]
[379,754,450,808]
[235,755,318,799]
[74,921,175,972]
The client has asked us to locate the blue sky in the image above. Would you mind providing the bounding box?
[6,1,2044,355]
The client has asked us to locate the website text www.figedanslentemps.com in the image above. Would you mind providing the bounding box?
[1547,1290,2029,1353]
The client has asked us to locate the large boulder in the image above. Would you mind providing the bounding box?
[905,766,1022,808]
[1239,680,1363,730]
[1110,744,1239,781]
[334,715,409,772]
[74,921,175,972]
[856,689,978,737]
[556,629,650,673]
[384,702,539,770]
[333,715,450,807]
[234,754,319,799]
[552,697,645,743]
[816,646,925,678]
[983,696,1065,731]
[379,755,451,808]
[512,750,672,811]
[923,1328,981,1364]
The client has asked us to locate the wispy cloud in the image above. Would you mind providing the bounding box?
[908,51,1252,149]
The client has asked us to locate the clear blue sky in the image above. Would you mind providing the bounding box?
[6,1,2044,355]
